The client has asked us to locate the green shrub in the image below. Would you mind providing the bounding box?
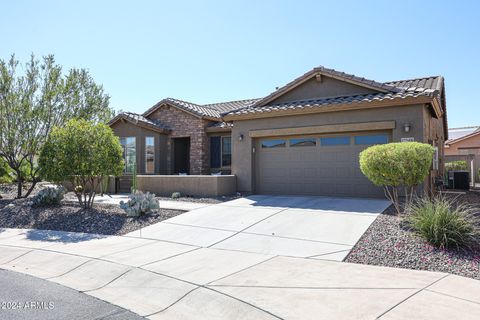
[120,191,159,216]
[0,158,13,184]
[406,196,480,249]
[39,119,124,208]
[171,192,181,199]
[32,186,66,207]
[445,161,468,171]
[359,142,435,213]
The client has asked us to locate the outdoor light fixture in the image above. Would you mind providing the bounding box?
[238,133,244,141]
[403,123,411,133]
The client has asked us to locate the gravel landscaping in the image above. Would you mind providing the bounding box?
[0,184,183,235]
[346,191,480,280]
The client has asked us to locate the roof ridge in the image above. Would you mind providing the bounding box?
[165,97,201,106]
[202,98,260,107]
[384,75,441,84]
[449,126,480,130]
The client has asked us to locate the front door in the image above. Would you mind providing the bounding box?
[173,137,190,174]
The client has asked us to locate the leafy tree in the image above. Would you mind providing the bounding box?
[0,54,113,198]
[39,119,123,208]
[359,142,435,214]
[444,160,468,171]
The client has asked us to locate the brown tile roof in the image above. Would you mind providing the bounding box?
[385,76,443,92]
[224,71,444,118]
[143,97,259,120]
[108,112,170,133]
[225,90,437,117]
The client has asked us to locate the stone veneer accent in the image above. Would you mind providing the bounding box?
[149,105,211,174]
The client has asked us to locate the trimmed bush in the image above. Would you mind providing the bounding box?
[406,196,480,249]
[445,160,468,171]
[39,119,124,208]
[120,191,159,217]
[171,192,181,199]
[359,142,435,213]
[31,186,66,207]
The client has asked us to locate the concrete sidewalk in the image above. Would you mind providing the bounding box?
[65,193,211,211]
[1,226,479,319]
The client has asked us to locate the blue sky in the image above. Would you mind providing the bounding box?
[1,0,479,127]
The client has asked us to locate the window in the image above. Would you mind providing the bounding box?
[222,136,231,166]
[261,139,286,148]
[210,136,232,168]
[120,137,136,174]
[354,134,388,145]
[290,137,316,147]
[320,136,350,146]
[145,137,155,174]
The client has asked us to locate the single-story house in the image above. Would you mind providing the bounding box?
[445,126,480,183]
[108,66,447,198]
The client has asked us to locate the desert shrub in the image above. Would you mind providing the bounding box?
[31,186,66,207]
[445,161,468,171]
[39,119,124,208]
[0,158,13,184]
[360,142,434,213]
[120,191,159,217]
[406,196,480,249]
[171,192,181,199]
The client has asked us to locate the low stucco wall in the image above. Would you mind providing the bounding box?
[136,175,237,197]
[62,176,116,194]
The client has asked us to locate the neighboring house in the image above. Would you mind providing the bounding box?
[445,126,480,183]
[109,66,447,198]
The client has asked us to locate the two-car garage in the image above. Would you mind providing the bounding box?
[254,130,390,198]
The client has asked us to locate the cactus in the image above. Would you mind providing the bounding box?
[120,191,159,217]
[32,186,66,207]
[131,163,137,194]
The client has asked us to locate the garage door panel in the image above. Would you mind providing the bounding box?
[255,133,387,197]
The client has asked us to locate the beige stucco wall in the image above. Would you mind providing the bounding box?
[110,120,168,174]
[63,176,116,194]
[231,104,428,193]
[136,175,237,196]
[445,134,480,182]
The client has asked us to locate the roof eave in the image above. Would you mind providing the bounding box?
[223,96,435,121]
[108,115,170,134]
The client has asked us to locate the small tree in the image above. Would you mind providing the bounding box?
[359,142,435,214]
[39,119,123,208]
[0,54,113,198]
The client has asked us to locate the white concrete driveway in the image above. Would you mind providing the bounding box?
[128,195,391,261]
[1,196,480,319]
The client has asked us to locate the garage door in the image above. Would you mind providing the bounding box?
[254,132,389,197]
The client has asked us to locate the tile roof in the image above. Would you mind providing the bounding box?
[224,70,444,118]
[225,90,437,117]
[385,76,443,92]
[143,97,260,119]
[134,66,444,126]
[446,126,480,144]
[109,112,169,132]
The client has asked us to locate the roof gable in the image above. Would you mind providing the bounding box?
[252,66,401,108]
[109,112,169,133]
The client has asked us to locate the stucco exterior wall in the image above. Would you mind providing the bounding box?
[231,104,427,193]
[149,106,211,174]
[270,76,379,105]
[136,175,237,196]
[445,134,480,182]
[110,121,168,174]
